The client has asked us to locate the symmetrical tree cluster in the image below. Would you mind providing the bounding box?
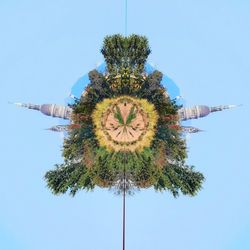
[45,34,204,197]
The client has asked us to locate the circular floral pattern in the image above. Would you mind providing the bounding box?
[45,34,204,197]
[92,96,158,152]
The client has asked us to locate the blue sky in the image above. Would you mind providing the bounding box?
[0,0,250,249]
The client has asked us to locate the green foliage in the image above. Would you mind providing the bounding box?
[101,34,151,73]
[114,105,124,125]
[45,162,94,196]
[125,105,136,125]
[45,34,204,197]
[154,164,205,197]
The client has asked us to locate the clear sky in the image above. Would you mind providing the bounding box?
[0,1,250,250]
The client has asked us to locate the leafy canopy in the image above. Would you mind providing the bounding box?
[45,34,204,197]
